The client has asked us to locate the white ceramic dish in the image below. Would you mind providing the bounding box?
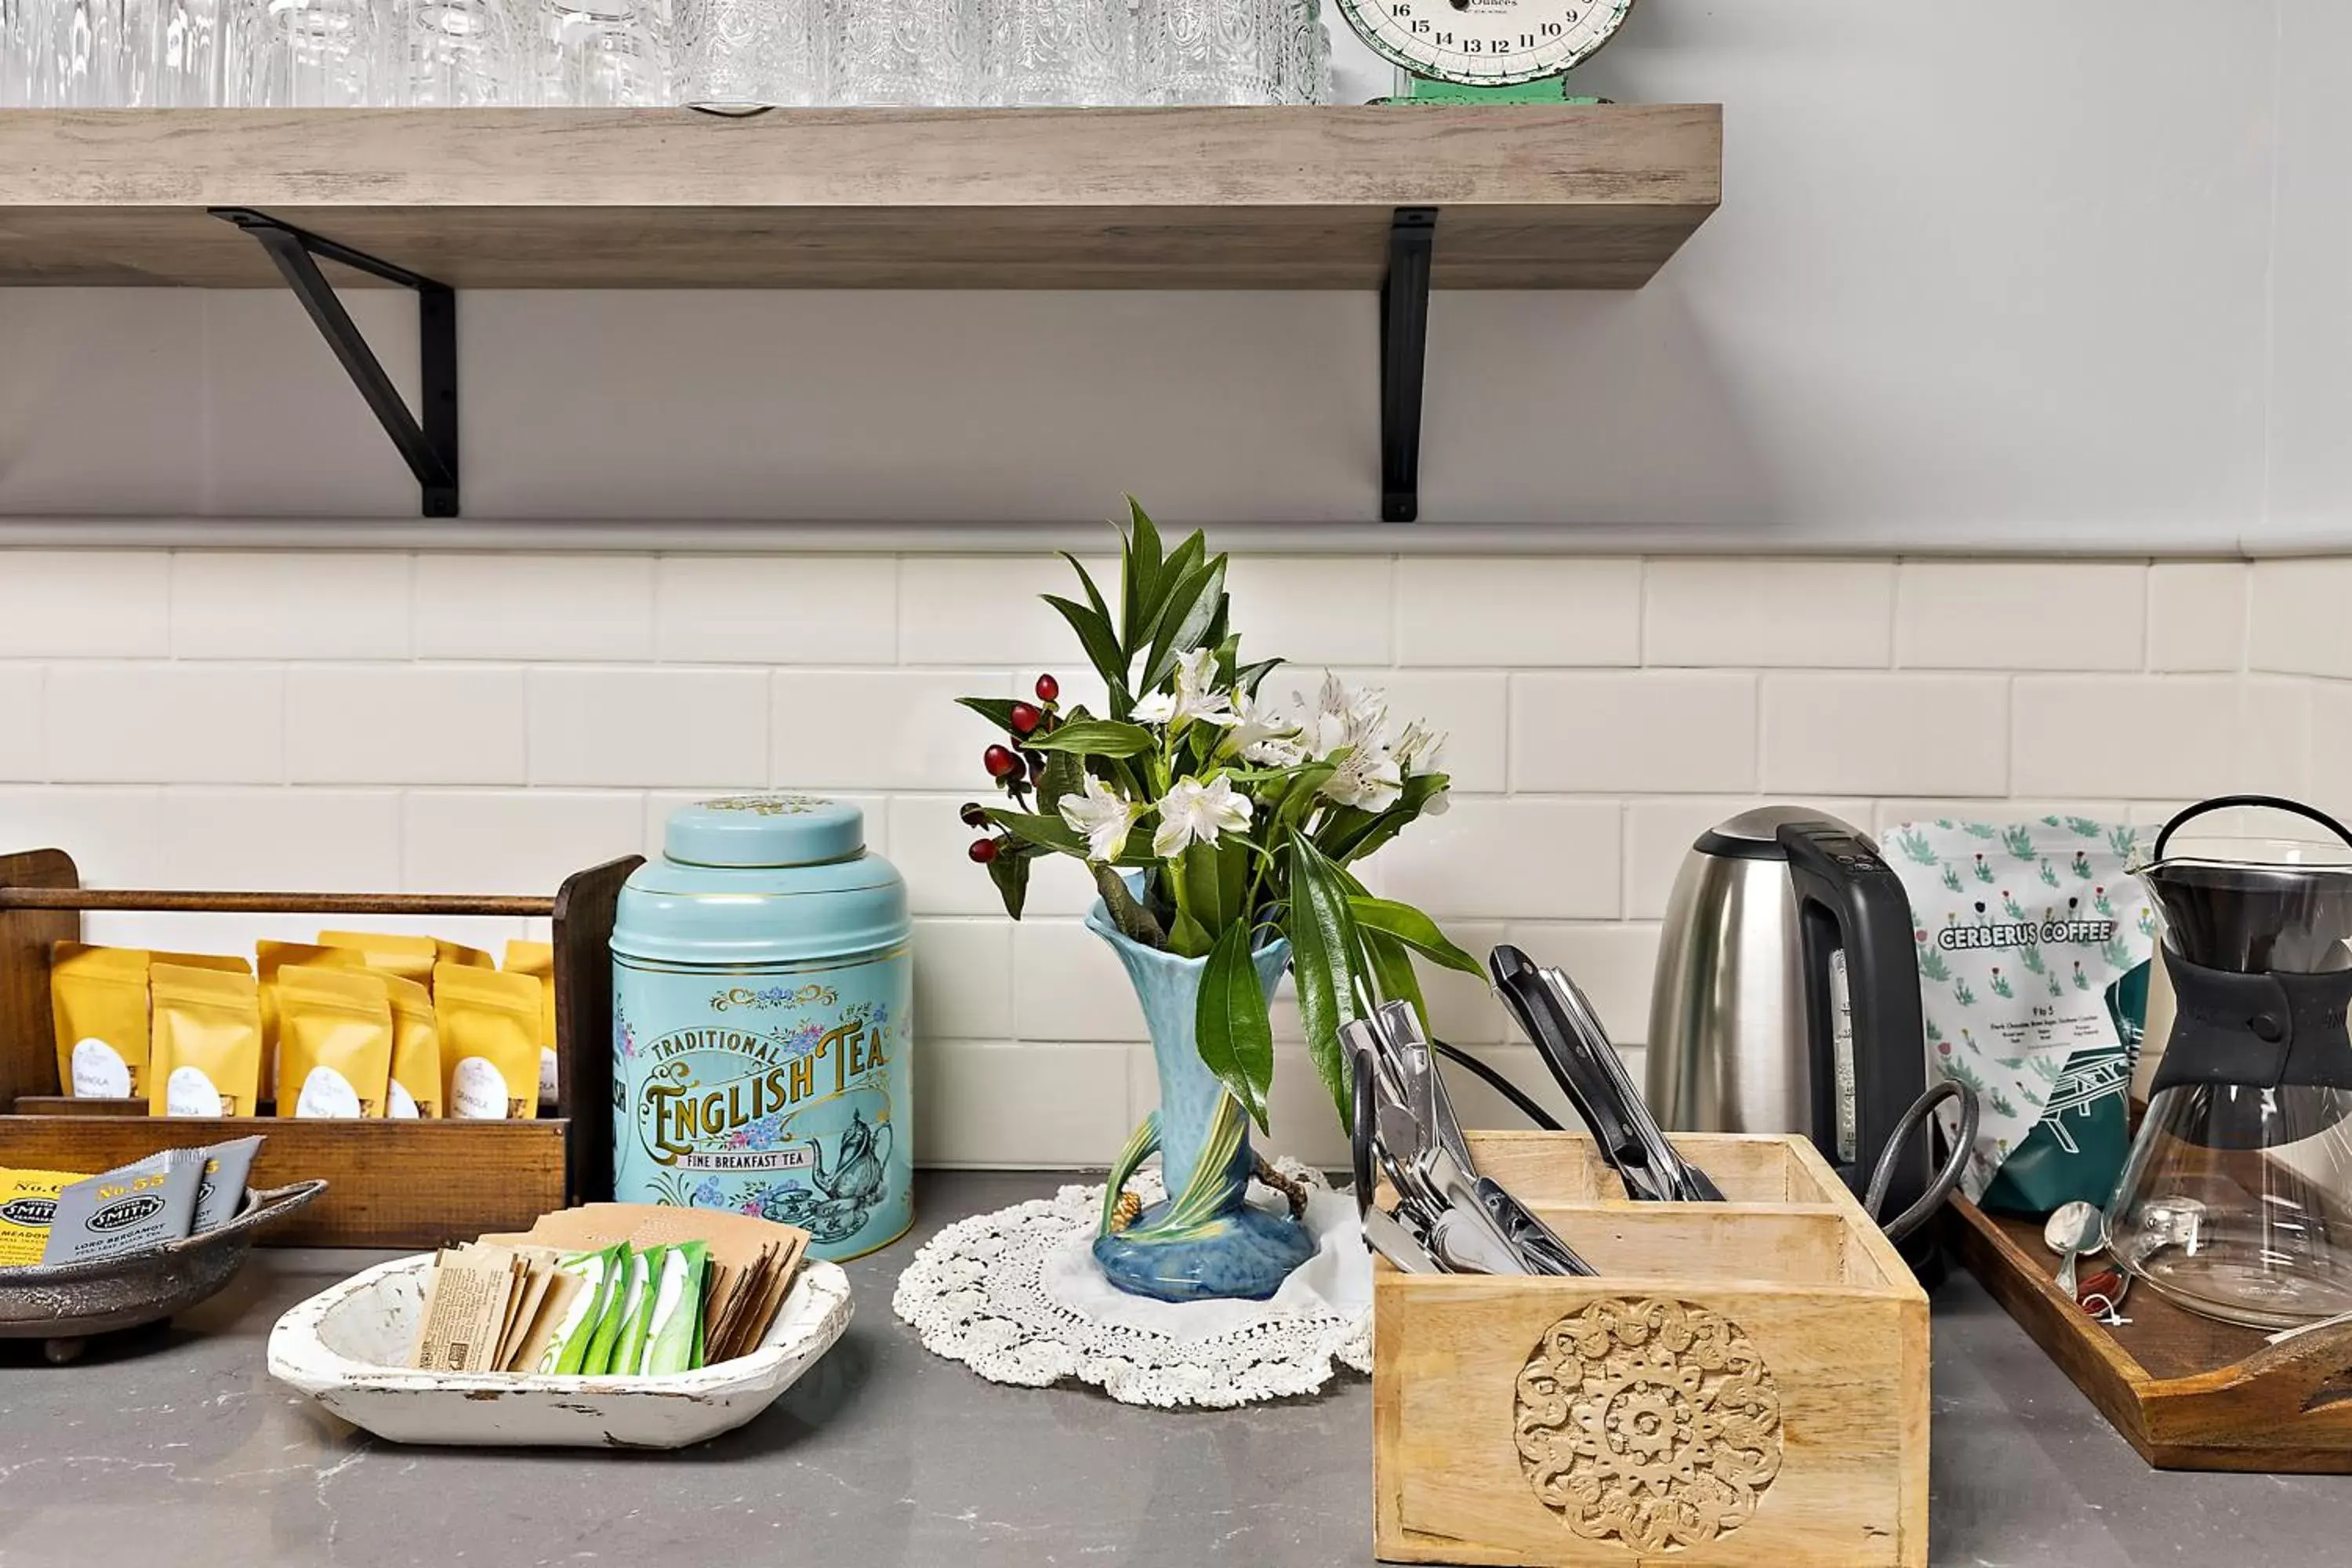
[267,1252,852,1448]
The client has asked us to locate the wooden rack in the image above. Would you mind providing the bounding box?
[0,847,643,1247]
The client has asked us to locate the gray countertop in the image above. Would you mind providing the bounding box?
[2,1170,2347,1568]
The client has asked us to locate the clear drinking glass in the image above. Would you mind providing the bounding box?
[228,0,383,103]
[31,0,140,104]
[977,0,1129,107]
[672,0,818,107]
[402,0,519,103]
[2,0,30,104]
[536,0,664,104]
[827,0,975,105]
[1134,0,1285,105]
[150,0,224,100]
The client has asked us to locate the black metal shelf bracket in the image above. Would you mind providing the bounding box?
[211,208,460,518]
[1380,206,1437,524]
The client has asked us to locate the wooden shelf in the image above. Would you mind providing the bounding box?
[0,106,1720,290]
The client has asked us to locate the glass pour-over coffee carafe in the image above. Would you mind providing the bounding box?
[2110,795,2352,1330]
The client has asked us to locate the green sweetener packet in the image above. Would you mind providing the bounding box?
[541,1244,623,1376]
[612,1245,664,1376]
[583,1245,647,1376]
[642,1241,707,1376]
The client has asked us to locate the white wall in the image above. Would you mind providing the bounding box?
[0,1,2336,545]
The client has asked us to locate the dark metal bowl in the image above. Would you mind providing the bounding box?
[0,1179,328,1363]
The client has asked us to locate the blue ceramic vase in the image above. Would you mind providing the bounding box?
[1086,897,1316,1303]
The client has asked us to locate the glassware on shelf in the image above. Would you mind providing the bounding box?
[536,0,666,105]
[1133,0,1288,105]
[976,0,1129,107]
[227,0,385,104]
[827,0,975,105]
[672,0,818,107]
[2,0,30,105]
[24,0,138,104]
[401,0,521,103]
[150,0,225,102]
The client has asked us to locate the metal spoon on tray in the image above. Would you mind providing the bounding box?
[2043,1200,2107,1306]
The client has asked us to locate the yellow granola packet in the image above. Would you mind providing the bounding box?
[435,939,495,971]
[504,940,559,1103]
[381,971,442,1120]
[0,1167,90,1265]
[149,964,263,1118]
[318,931,437,990]
[277,964,393,1119]
[435,963,541,1120]
[257,942,369,1097]
[50,943,150,1099]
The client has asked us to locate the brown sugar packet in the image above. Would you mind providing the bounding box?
[413,1245,517,1373]
[510,1265,586,1373]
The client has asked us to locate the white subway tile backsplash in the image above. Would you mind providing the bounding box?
[920,1039,1131,1166]
[2249,557,2352,677]
[1643,560,1895,669]
[0,554,170,659]
[889,795,1018,917]
[775,670,1009,790]
[1896,562,2147,671]
[45,663,284,784]
[0,786,162,885]
[530,666,768,787]
[1396,558,1641,667]
[0,665,38,780]
[2311,681,2352,824]
[401,789,643,894]
[1012,917,1149,1043]
[913,918,1014,1041]
[1500,923,1663,1045]
[172,553,410,660]
[1222,556,1395,666]
[2147,563,2248,673]
[1377,797,1621,920]
[1258,1047,1351,1171]
[286,665,526,785]
[898,555,1116,668]
[159,788,401,891]
[2011,674,2309,799]
[1511,672,1757,793]
[416,555,655,661]
[655,555,896,666]
[1760,673,2009,796]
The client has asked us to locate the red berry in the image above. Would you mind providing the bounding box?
[984,744,1018,778]
[1009,702,1043,735]
[968,838,1000,864]
[1035,673,1060,703]
[959,801,989,828]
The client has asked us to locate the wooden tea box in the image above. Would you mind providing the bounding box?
[1374,1131,1928,1568]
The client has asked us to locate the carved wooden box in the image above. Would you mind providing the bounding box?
[1373,1132,1929,1567]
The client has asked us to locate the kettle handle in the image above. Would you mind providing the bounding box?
[1779,821,1931,1217]
[2154,794,2352,860]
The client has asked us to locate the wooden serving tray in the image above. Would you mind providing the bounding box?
[0,845,641,1248]
[1947,1196,2352,1472]
[1376,1132,1928,1567]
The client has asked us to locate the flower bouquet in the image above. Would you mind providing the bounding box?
[956,502,1478,1301]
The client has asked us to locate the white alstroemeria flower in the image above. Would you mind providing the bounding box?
[1131,648,1237,731]
[1393,719,1450,815]
[1152,775,1254,858]
[1322,740,1404,811]
[1225,688,1306,767]
[1302,673,1403,811]
[1058,773,1144,862]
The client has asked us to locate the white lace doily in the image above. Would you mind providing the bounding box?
[891,1163,1372,1409]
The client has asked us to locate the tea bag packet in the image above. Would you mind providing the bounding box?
[380,973,442,1119]
[503,940,559,1104]
[0,1167,89,1265]
[583,1246,647,1375]
[538,1244,626,1374]
[1884,817,2157,1203]
[256,942,368,1095]
[191,1134,264,1232]
[318,931,437,990]
[149,964,263,1117]
[41,1149,205,1265]
[613,1245,666,1374]
[50,943,151,1098]
[277,965,394,1119]
[435,963,542,1120]
[642,1240,707,1374]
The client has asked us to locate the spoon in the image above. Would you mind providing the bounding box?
[2043,1200,2107,1305]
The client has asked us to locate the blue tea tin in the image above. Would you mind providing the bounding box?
[612,794,913,1261]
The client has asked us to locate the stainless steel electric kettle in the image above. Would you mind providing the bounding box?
[1646,807,1936,1228]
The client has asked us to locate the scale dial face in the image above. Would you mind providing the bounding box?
[1335,0,1633,88]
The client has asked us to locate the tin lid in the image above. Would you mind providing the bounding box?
[663,794,865,868]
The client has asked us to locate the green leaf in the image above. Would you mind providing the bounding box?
[1167,907,1214,960]
[1194,920,1276,1134]
[986,808,1087,857]
[1025,718,1157,758]
[1035,750,1084,817]
[1043,594,1127,698]
[1121,498,1165,651]
[1141,554,1227,693]
[1320,773,1451,864]
[1059,554,1128,709]
[986,847,1033,920]
[1347,896,1484,976]
[956,695,1025,733]
[1362,928,1429,1034]
[1285,829,1370,1131]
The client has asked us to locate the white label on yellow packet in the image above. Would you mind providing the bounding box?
[539,1045,559,1104]
[450,1056,511,1120]
[71,1038,132,1098]
[165,1065,224,1118]
[387,1079,419,1120]
[293,1065,363,1120]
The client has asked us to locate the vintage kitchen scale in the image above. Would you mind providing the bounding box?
[1341,0,1634,103]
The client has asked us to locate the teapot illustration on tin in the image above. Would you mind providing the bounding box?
[764,1110,895,1245]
